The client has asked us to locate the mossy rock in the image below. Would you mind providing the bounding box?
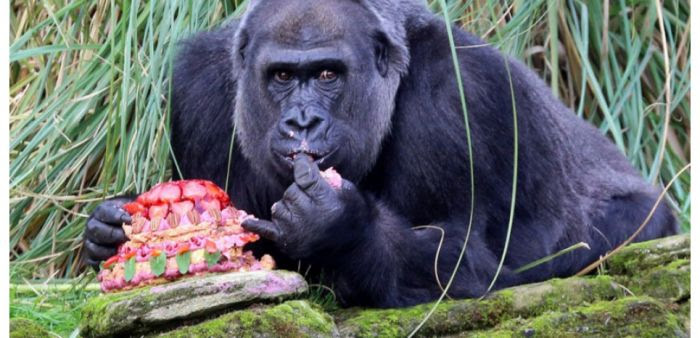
[337,293,511,337]
[336,275,628,337]
[80,270,308,337]
[10,318,50,338]
[506,275,629,316]
[79,235,689,337]
[158,300,337,337]
[336,235,690,337]
[468,297,687,337]
[613,259,690,301]
[606,234,689,275]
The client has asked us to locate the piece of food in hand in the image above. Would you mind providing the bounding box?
[97,180,275,293]
[321,167,342,189]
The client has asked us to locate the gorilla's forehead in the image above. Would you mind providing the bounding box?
[250,0,373,47]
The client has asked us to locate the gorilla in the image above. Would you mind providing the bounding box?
[84,0,677,307]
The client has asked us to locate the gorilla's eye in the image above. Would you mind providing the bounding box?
[318,70,337,82]
[274,71,293,83]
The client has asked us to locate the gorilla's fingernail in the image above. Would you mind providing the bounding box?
[120,214,131,223]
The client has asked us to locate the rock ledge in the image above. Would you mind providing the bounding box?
[81,270,308,337]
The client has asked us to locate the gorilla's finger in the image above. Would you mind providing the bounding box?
[94,202,131,225]
[282,184,310,206]
[86,218,127,245]
[242,219,281,242]
[84,240,118,261]
[293,154,320,189]
[271,201,294,224]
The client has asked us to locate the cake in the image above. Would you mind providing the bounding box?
[97,179,274,292]
[97,167,342,292]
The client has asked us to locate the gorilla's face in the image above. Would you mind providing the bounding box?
[233,0,405,184]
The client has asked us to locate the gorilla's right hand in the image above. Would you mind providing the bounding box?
[83,197,133,270]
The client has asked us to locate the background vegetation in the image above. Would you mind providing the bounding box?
[9,0,690,335]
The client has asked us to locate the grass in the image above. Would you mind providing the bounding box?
[10,274,100,337]
[10,0,246,279]
[10,0,690,335]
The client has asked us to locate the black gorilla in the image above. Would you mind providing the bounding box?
[84,0,677,307]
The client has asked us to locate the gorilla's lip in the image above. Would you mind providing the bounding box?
[274,147,338,169]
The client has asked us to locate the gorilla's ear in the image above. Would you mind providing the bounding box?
[363,3,410,78]
[372,28,409,78]
[234,29,249,65]
[232,0,263,68]
[374,32,391,77]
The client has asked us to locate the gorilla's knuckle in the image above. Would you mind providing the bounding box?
[271,204,284,220]
[271,203,286,219]
[274,205,297,225]
[108,226,118,238]
[84,240,98,254]
[271,202,281,214]
[309,183,330,198]
[282,188,297,202]
[93,203,107,216]
[86,218,100,234]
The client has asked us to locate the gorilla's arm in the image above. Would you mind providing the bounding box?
[322,204,509,307]
[243,155,511,307]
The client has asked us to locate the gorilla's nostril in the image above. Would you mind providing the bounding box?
[280,108,326,136]
[296,112,322,129]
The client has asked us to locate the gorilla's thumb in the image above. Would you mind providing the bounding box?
[293,154,320,189]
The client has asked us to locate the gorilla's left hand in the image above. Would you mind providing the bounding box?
[242,155,369,260]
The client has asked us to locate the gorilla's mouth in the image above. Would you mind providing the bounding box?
[275,148,337,169]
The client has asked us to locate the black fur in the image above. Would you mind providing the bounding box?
[167,0,677,307]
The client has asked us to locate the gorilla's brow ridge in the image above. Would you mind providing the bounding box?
[256,46,352,72]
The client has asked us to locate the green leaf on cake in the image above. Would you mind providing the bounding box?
[149,251,167,277]
[124,257,136,282]
[176,252,191,274]
[205,251,221,268]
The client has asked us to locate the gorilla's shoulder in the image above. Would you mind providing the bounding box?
[402,17,502,86]
[171,21,239,120]
[170,21,240,181]
[173,20,239,76]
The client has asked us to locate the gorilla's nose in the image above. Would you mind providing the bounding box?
[279,107,327,138]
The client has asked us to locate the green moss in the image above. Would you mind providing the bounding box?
[80,270,308,337]
[81,278,233,336]
[160,300,336,338]
[613,259,689,301]
[606,234,689,275]
[471,297,684,337]
[10,318,50,338]
[677,300,690,334]
[338,293,513,336]
[337,275,638,336]
[508,275,627,317]
[80,286,162,337]
[666,258,691,270]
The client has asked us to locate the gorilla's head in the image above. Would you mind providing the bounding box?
[232,0,410,184]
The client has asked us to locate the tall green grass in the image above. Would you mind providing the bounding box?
[10,0,244,279]
[10,0,690,282]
